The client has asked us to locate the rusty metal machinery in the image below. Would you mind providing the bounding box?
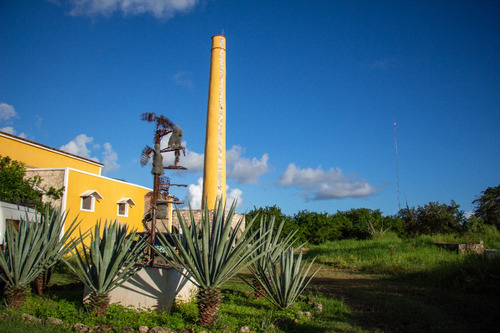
[140,113,187,258]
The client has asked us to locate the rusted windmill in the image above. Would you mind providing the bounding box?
[140,113,187,254]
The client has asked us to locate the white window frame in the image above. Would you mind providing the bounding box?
[80,190,103,212]
[116,198,136,217]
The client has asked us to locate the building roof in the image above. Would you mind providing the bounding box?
[0,131,104,167]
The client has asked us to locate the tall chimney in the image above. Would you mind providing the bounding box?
[202,35,226,209]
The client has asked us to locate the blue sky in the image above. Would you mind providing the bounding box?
[1,0,499,216]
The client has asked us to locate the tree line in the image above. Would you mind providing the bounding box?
[247,185,500,245]
[1,154,499,245]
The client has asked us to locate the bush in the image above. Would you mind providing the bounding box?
[399,201,466,236]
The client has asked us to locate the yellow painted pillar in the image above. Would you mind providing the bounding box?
[167,194,173,233]
[202,35,226,209]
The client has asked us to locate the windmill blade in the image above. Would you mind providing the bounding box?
[140,145,154,167]
[159,176,171,186]
[141,112,157,123]
[156,115,175,129]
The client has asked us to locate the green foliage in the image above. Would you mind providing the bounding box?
[1,273,353,333]
[154,200,267,326]
[156,200,264,289]
[399,200,466,236]
[3,233,499,332]
[245,248,321,310]
[307,233,456,275]
[294,210,343,244]
[0,155,41,207]
[220,277,351,333]
[0,155,64,212]
[247,205,300,242]
[16,294,85,323]
[0,314,74,333]
[245,216,298,300]
[473,184,500,229]
[341,208,404,240]
[248,215,298,272]
[248,206,404,245]
[64,220,147,315]
[307,233,500,294]
[0,209,80,308]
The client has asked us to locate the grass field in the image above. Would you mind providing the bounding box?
[1,233,499,332]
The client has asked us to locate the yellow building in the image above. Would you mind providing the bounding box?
[0,131,151,236]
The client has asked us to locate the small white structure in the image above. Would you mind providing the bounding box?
[84,266,197,312]
[0,201,38,244]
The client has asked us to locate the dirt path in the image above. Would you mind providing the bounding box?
[307,264,499,333]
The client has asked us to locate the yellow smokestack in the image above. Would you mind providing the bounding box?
[202,35,226,209]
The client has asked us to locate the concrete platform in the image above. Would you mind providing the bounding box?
[84,265,197,312]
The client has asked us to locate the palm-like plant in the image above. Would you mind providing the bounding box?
[0,209,80,309]
[154,200,267,327]
[65,220,147,316]
[248,247,321,310]
[246,216,298,297]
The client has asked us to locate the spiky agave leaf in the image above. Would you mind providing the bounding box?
[153,199,268,326]
[32,208,82,295]
[246,248,321,310]
[64,220,147,316]
[0,209,81,308]
[244,216,298,297]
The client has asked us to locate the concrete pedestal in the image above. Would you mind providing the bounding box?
[84,265,197,312]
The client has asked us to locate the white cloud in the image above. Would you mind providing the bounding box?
[102,142,120,174]
[178,145,204,171]
[0,103,30,138]
[277,163,378,201]
[227,186,243,208]
[0,126,27,138]
[227,145,272,184]
[60,134,95,159]
[0,103,17,121]
[182,177,243,209]
[173,71,193,88]
[0,126,15,134]
[60,134,121,174]
[159,139,204,171]
[160,143,269,185]
[66,0,199,18]
[183,177,203,209]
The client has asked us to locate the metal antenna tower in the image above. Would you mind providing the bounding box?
[393,117,401,210]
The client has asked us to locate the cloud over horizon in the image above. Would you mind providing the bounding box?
[227,145,272,184]
[102,142,120,174]
[0,103,17,121]
[60,134,120,175]
[182,177,243,209]
[277,163,378,201]
[161,143,271,185]
[63,0,199,19]
[0,103,27,138]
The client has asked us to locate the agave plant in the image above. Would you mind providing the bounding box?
[0,209,80,309]
[246,247,321,310]
[246,215,298,298]
[65,220,147,317]
[154,199,267,327]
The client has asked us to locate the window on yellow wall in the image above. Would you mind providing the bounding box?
[117,203,128,216]
[117,198,136,217]
[80,190,103,212]
[81,196,94,211]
